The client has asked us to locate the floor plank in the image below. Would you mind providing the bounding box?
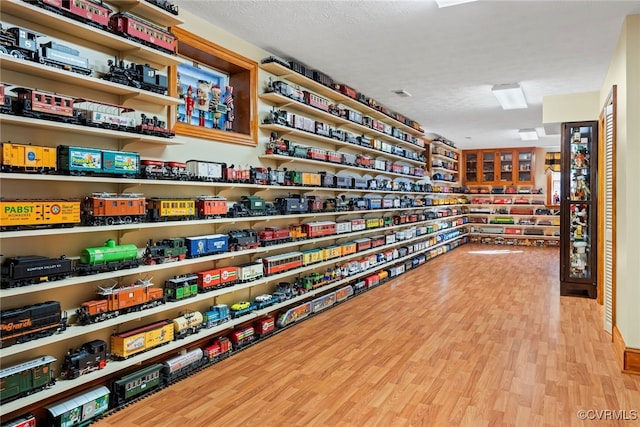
[94,245,640,426]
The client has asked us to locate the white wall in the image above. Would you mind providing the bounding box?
[601,14,640,349]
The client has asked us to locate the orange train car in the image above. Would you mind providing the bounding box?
[82,193,146,226]
[110,320,174,360]
[0,199,81,230]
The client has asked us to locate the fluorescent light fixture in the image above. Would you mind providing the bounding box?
[435,0,477,8]
[518,128,539,141]
[492,83,528,110]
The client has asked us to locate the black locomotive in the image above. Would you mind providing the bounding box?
[1,301,68,348]
[101,59,168,95]
[1,255,74,288]
[228,229,259,251]
[60,339,109,379]
[274,195,309,215]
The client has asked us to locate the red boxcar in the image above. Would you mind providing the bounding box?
[364,273,380,289]
[354,238,372,252]
[370,235,386,248]
[196,196,227,219]
[197,266,238,292]
[15,88,75,119]
[230,326,254,349]
[254,316,276,338]
[224,166,251,183]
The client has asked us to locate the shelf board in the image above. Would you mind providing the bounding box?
[431,152,459,163]
[116,0,184,27]
[468,232,559,240]
[0,115,181,145]
[1,0,185,66]
[260,62,424,138]
[259,154,425,181]
[260,124,425,166]
[0,56,180,107]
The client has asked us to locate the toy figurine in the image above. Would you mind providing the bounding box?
[184,85,194,123]
[196,80,212,127]
[176,72,183,99]
[208,84,222,128]
[224,85,234,131]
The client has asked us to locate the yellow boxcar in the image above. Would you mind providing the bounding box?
[0,200,81,229]
[1,142,57,173]
[365,218,382,229]
[323,245,342,261]
[340,242,357,256]
[110,320,174,360]
[302,249,322,266]
[301,172,321,187]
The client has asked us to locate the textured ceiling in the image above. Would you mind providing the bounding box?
[175,0,640,149]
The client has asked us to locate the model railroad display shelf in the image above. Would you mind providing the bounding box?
[560,121,598,298]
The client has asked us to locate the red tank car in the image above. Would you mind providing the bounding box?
[254,316,276,338]
[258,227,292,246]
[196,196,227,219]
[197,266,238,292]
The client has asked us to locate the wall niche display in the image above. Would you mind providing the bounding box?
[171,27,258,146]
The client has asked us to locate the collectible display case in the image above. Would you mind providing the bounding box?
[560,121,598,298]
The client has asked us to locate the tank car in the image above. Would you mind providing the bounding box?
[1,255,73,288]
[60,339,108,379]
[1,301,67,348]
[0,356,57,403]
[172,311,203,339]
[75,239,140,275]
[162,348,204,385]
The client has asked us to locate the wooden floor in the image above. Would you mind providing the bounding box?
[95,245,640,427]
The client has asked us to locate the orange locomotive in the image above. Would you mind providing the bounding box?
[81,192,146,226]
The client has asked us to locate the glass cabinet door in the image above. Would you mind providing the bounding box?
[465,152,478,183]
[517,150,534,183]
[497,150,513,183]
[481,151,495,183]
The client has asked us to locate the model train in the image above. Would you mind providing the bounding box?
[30,0,177,55]
[0,24,92,75]
[101,58,168,94]
[0,300,67,348]
[2,86,175,138]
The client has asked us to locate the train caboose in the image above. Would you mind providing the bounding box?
[60,339,108,379]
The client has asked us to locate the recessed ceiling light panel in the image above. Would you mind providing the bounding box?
[492,83,528,110]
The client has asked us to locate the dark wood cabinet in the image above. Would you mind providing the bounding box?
[560,121,598,298]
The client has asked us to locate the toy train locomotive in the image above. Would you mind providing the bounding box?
[101,58,168,94]
[0,24,92,75]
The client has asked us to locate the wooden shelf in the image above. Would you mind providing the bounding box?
[116,0,184,27]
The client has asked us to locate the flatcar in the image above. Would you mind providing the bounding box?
[111,320,174,360]
[164,274,198,301]
[108,12,177,55]
[146,197,196,221]
[75,278,165,325]
[0,355,56,403]
[197,267,237,292]
[112,364,163,407]
[228,229,259,251]
[57,145,139,177]
[259,226,292,246]
[185,234,229,258]
[1,255,73,288]
[254,294,279,310]
[75,239,140,276]
[60,339,108,379]
[81,192,146,226]
[143,237,187,265]
[1,301,67,348]
[229,301,256,319]
[263,251,303,276]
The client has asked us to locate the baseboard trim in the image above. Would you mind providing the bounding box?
[613,325,640,375]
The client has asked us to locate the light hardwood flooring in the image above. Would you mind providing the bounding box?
[95,244,640,427]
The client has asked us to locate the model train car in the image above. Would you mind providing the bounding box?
[1,255,73,288]
[0,356,57,403]
[0,301,67,348]
[60,339,108,379]
[101,59,168,94]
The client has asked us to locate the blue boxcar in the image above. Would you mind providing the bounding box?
[185,234,229,258]
[57,145,140,176]
[367,198,382,209]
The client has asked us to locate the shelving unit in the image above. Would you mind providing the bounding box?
[463,148,535,186]
[0,4,469,421]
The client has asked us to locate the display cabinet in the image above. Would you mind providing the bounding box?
[463,148,535,186]
[560,121,598,298]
